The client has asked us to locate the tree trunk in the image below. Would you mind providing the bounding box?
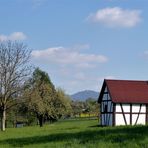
[38,115,43,127]
[1,109,6,131]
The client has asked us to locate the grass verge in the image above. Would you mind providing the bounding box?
[0,119,148,147]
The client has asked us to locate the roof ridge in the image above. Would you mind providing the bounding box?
[105,79,147,82]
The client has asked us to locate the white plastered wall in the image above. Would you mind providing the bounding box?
[132,104,146,125]
[115,104,146,126]
[115,104,130,125]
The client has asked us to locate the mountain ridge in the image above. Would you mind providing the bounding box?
[70,90,99,101]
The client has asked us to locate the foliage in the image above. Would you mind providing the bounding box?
[23,68,72,127]
[71,98,99,118]
[71,101,85,116]
[85,98,99,116]
[56,88,72,118]
[24,68,57,127]
[4,99,37,128]
[0,119,148,147]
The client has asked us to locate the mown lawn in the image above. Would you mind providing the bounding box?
[0,119,148,147]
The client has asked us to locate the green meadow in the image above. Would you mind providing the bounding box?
[0,119,148,148]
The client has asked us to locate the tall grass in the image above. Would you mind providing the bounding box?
[0,119,148,147]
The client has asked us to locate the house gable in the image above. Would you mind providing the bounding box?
[98,80,113,103]
[100,84,114,126]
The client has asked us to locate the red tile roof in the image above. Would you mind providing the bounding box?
[98,79,148,103]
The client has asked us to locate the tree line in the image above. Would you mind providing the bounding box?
[0,41,99,131]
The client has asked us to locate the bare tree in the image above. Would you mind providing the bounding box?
[0,41,31,131]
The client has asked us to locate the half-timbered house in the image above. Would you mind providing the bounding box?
[98,79,148,126]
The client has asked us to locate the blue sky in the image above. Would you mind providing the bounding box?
[0,0,148,94]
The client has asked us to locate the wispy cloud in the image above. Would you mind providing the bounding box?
[32,0,46,9]
[0,32,27,41]
[31,46,108,68]
[143,51,148,58]
[87,7,142,28]
[31,45,109,93]
[98,76,117,81]
[65,75,117,94]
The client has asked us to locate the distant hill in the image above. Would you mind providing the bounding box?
[71,90,99,101]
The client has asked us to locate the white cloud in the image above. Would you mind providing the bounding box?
[87,7,141,28]
[74,72,87,81]
[144,51,148,55]
[31,46,108,68]
[31,46,109,94]
[105,76,117,79]
[143,51,148,58]
[98,75,117,81]
[0,35,7,41]
[0,32,27,41]
[66,75,117,94]
[32,0,46,9]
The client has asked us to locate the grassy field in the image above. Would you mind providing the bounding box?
[0,119,148,148]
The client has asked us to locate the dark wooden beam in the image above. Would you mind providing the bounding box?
[135,104,142,125]
[101,112,146,114]
[130,104,132,125]
[120,103,127,125]
[107,102,113,125]
[101,100,112,102]
[146,104,148,124]
[113,103,115,126]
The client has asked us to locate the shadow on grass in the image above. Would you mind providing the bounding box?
[0,125,148,147]
[89,125,104,128]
